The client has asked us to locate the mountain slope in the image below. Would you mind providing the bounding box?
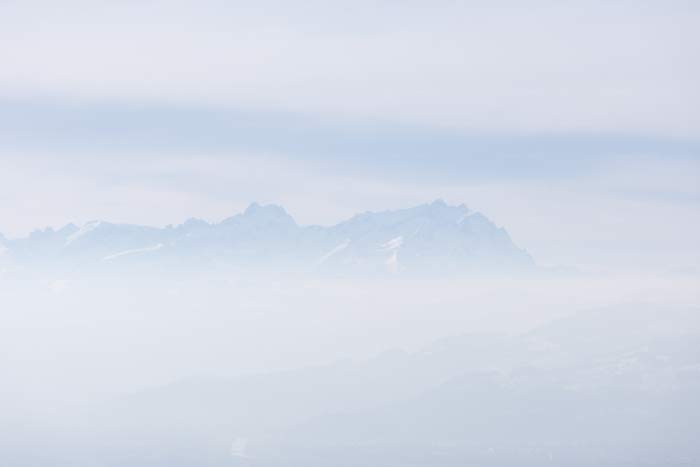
[42,305,700,467]
[0,200,533,276]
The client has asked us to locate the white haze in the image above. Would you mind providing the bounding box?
[1,1,699,466]
[2,270,699,465]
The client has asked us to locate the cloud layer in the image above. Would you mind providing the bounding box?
[1,1,699,134]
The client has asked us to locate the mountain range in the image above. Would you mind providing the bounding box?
[0,200,534,277]
[14,305,698,466]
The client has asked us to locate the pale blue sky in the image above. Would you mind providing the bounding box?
[0,1,698,271]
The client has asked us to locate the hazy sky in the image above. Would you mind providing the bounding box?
[0,1,698,271]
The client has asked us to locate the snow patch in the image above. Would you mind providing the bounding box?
[380,236,402,273]
[457,211,476,224]
[103,243,163,261]
[317,239,350,264]
[380,236,403,251]
[65,221,101,246]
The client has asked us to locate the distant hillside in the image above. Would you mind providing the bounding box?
[0,200,534,277]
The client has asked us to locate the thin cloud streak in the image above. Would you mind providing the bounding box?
[2,98,698,182]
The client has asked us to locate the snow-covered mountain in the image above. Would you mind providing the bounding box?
[0,200,534,276]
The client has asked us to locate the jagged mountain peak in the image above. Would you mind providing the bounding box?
[65,220,105,246]
[1,201,534,276]
[244,202,292,219]
[416,199,470,220]
[220,202,297,228]
[177,218,210,232]
[57,223,80,236]
[341,200,471,230]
